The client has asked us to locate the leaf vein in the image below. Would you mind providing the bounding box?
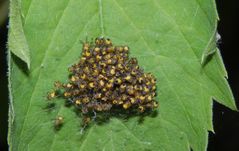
[16,0,71,149]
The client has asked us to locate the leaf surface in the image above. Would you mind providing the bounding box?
[8,0,30,68]
[8,0,236,151]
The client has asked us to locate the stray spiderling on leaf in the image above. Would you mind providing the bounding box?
[47,37,158,129]
[54,116,64,131]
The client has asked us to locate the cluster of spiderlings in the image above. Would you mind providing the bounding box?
[48,37,158,125]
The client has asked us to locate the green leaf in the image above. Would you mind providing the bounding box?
[8,0,30,69]
[8,0,236,151]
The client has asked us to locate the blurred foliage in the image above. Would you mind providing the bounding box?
[0,0,8,26]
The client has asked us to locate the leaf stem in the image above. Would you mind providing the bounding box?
[98,0,105,36]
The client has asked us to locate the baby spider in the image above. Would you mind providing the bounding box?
[54,116,64,130]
